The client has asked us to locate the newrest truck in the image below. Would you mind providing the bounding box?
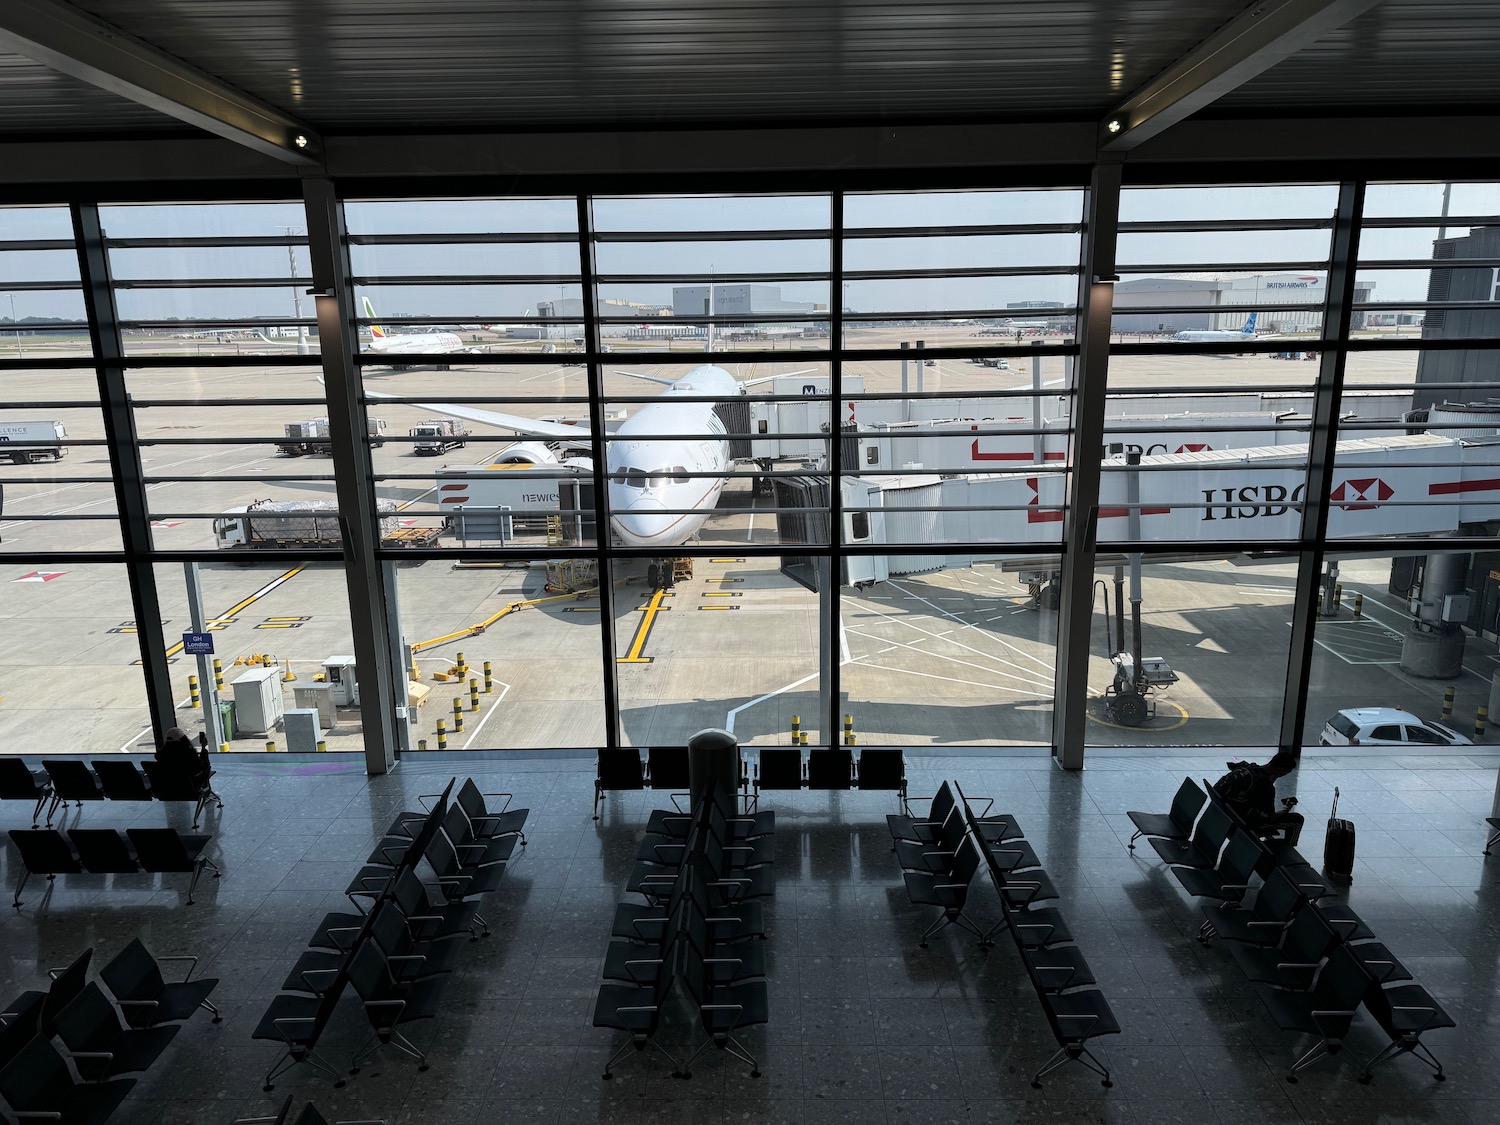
[214,499,439,549]
[410,420,469,455]
[0,420,68,463]
[277,418,387,455]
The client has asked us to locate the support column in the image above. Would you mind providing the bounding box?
[1052,160,1122,770]
[71,202,176,742]
[183,562,223,750]
[1278,180,1364,758]
[302,177,397,775]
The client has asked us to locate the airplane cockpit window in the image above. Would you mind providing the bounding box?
[613,467,651,489]
[672,466,690,484]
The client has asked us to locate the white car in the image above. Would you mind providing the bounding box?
[1319,707,1473,747]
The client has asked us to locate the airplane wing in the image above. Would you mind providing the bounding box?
[364,388,592,440]
[739,367,820,388]
[614,369,677,387]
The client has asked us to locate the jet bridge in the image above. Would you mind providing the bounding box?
[844,433,1500,579]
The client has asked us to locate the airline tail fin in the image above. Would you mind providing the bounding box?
[362,296,386,339]
[1241,311,1258,336]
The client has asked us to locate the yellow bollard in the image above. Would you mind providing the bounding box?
[213,658,224,691]
[791,715,801,745]
[219,743,230,754]
[452,697,464,733]
[189,675,200,708]
[483,660,493,693]
[418,739,428,752]
[436,719,448,750]
[1442,686,1455,722]
[316,740,327,753]
[469,679,480,711]
[1333,582,1343,612]
[1353,593,1364,619]
[801,730,810,747]
[843,713,854,746]
[456,651,467,676]
[1477,706,1489,742]
[265,740,276,753]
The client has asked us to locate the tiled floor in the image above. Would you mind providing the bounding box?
[4,749,1500,1125]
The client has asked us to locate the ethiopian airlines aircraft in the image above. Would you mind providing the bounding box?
[361,297,466,360]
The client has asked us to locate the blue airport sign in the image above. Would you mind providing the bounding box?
[182,632,215,655]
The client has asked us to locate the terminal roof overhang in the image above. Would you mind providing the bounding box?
[1,0,1500,183]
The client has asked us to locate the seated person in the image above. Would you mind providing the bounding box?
[156,726,212,789]
[1214,752,1304,845]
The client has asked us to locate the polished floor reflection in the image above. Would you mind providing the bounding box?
[3,750,1500,1124]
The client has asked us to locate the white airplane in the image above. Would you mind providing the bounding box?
[371,364,807,548]
[361,297,466,362]
[1171,310,1272,343]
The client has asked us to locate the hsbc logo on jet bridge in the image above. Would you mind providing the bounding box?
[1200,477,1394,521]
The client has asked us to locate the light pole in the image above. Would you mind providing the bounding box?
[7,294,21,360]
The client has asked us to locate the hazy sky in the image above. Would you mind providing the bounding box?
[2,183,1496,323]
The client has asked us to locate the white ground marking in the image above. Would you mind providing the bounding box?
[725,672,821,736]
[461,679,513,749]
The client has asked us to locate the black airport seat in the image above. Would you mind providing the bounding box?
[806,747,853,789]
[1255,943,1369,1082]
[594,748,645,819]
[646,745,691,794]
[91,759,154,802]
[855,748,907,807]
[0,758,53,827]
[99,938,220,1028]
[126,828,221,904]
[749,747,802,808]
[1126,777,1206,851]
[53,981,179,1080]
[41,759,105,824]
[140,759,221,828]
[68,828,141,877]
[0,991,45,1070]
[40,949,94,1039]
[347,937,446,1074]
[8,828,82,907]
[0,1034,134,1125]
[453,777,528,845]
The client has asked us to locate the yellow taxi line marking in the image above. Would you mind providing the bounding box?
[618,588,669,664]
[160,567,303,658]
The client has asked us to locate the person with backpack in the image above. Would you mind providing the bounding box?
[1213,752,1304,844]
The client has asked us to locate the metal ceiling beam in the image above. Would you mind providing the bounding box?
[1100,0,1385,151]
[0,0,321,165]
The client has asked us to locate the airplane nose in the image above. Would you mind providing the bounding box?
[609,491,676,545]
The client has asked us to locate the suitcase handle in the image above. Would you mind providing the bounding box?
[1330,786,1339,821]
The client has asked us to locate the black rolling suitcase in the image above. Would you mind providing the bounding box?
[1324,786,1355,882]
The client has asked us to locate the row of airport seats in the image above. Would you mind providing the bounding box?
[0,757,223,829]
[234,1093,385,1125]
[251,777,525,1093]
[0,941,219,1124]
[1131,776,1455,1083]
[9,826,220,906]
[890,780,1120,1087]
[593,745,907,820]
[596,777,775,1080]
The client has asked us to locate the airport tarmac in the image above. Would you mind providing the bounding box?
[1,328,1485,758]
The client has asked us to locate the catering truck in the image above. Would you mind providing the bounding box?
[213,498,438,549]
[410,419,469,455]
[276,418,387,455]
[0,420,68,463]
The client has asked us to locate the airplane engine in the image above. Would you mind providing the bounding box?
[491,441,561,466]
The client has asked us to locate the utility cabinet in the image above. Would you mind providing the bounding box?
[232,668,285,735]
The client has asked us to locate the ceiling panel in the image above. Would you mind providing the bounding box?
[0,50,182,135]
[5,2,1500,140]
[1218,0,1500,112]
[55,1,1248,131]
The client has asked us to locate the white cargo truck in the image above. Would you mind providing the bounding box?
[214,498,439,549]
[0,420,68,463]
[277,418,387,455]
[410,419,469,455]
